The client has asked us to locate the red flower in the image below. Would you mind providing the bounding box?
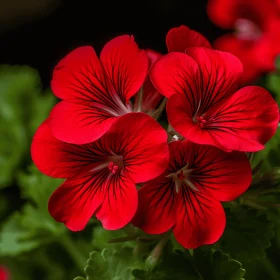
[141,25,211,112]
[49,35,148,144]
[151,48,279,151]
[31,113,169,231]
[207,0,280,83]
[0,266,9,280]
[132,140,252,249]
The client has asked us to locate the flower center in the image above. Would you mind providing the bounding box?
[193,115,206,128]
[235,19,262,41]
[168,164,198,193]
[107,155,124,174]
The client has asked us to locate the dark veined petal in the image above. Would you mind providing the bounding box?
[31,120,102,178]
[50,36,147,144]
[166,25,211,53]
[202,86,279,151]
[49,101,118,144]
[181,141,252,201]
[173,189,225,249]
[150,52,200,98]
[95,175,138,230]
[51,46,111,103]
[132,172,177,234]
[185,47,243,113]
[102,112,169,183]
[48,173,137,231]
[100,35,148,103]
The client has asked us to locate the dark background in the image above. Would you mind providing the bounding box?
[0,0,223,88]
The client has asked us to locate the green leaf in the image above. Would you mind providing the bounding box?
[74,247,140,280]
[0,165,65,256]
[218,205,274,262]
[0,65,56,188]
[193,250,246,280]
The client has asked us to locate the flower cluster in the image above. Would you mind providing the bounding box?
[208,0,280,83]
[31,27,279,248]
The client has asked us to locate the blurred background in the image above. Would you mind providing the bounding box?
[0,0,280,279]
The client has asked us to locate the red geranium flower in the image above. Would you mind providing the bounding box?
[207,0,280,83]
[31,113,169,231]
[132,140,252,249]
[0,266,9,280]
[141,25,211,112]
[49,35,148,144]
[151,47,279,151]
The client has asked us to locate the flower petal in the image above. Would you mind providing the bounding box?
[185,47,243,111]
[173,190,225,249]
[31,120,99,178]
[142,49,163,112]
[100,35,148,103]
[213,34,262,84]
[50,45,133,143]
[167,85,279,152]
[183,141,252,201]
[48,176,104,231]
[51,46,110,102]
[166,25,211,53]
[49,101,117,144]
[150,52,200,98]
[95,175,138,230]
[103,112,169,182]
[132,172,177,234]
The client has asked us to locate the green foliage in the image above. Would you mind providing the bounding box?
[74,247,140,280]
[0,165,65,256]
[0,65,56,188]
[218,205,274,262]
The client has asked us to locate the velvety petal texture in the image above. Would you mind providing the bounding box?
[50,36,148,144]
[166,25,211,53]
[151,48,279,151]
[133,141,252,248]
[32,113,169,231]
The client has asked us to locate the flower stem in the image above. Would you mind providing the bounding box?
[60,234,87,272]
[261,256,280,280]
[146,231,171,271]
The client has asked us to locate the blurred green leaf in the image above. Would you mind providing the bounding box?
[0,65,56,188]
[0,165,65,256]
[218,206,274,262]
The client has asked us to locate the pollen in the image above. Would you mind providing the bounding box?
[195,116,206,128]
[108,161,119,174]
[172,135,179,141]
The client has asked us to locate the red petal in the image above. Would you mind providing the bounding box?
[204,86,279,151]
[50,46,131,144]
[185,48,243,111]
[48,176,104,231]
[141,49,164,111]
[0,266,9,280]
[132,172,177,234]
[166,25,211,53]
[213,35,262,84]
[51,46,110,102]
[95,175,138,230]
[100,35,148,102]
[150,52,200,98]
[207,0,276,30]
[102,113,169,183]
[49,101,117,144]
[173,190,225,249]
[31,120,98,178]
[183,141,252,201]
[49,171,137,231]
[167,85,279,152]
